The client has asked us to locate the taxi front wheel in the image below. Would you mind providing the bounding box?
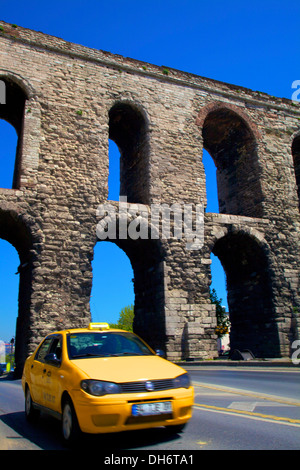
[25,386,39,422]
[61,397,80,445]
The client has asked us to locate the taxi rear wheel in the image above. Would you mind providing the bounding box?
[61,397,80,444]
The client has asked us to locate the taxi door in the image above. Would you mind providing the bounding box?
[40,335,63,414]
[29,336,53,405]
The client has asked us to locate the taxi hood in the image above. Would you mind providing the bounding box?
[71,355,186,382]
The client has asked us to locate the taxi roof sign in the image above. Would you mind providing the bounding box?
[88,322,110,330]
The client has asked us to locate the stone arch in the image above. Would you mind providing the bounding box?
[0,70,36,99]
[0,205,42,376]
[196,102,261,140]
[292,131,300,211]
[91,240,134,322]
[95,204,166,350]
[0,75,27,189]
[0,71,41,189]
[117,237,166,350]
[108,101,150,204]
[211,228,280,357]
[0,119,18,189]
[197,103,263,217]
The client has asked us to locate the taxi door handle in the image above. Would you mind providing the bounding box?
[43,369,51,377]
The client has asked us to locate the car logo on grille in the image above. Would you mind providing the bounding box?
[145,381,155,391]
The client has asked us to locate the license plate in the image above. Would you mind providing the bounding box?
[132,401,172,416]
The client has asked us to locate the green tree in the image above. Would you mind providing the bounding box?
[109,304,134,332]
[210,288,230,338]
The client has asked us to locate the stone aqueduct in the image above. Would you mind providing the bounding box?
[0,22,299,376]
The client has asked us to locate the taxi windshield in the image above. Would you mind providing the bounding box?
[67,332,154,359]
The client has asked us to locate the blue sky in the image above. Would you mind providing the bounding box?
[0,0,299,342]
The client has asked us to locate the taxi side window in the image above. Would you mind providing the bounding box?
[49,336,62,361]
[34,335,62,364]
[35,337,53,362]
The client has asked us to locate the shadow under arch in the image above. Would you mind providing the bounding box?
[200,104,263,218]
[0,207,40,377]
[292,133,300,211]
[212,229,280,358]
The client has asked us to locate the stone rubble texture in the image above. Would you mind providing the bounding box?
[0,21,299,376]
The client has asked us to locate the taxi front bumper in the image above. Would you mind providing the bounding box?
[70,387,194,434]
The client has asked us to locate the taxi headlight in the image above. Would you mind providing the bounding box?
[81,379,121,396]
[173,373,191,389]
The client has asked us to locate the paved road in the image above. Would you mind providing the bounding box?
[187,366,300,400]
[0,366,299,451]
[187,366,300,450]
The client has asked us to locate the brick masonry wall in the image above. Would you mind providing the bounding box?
[0,21,299,374]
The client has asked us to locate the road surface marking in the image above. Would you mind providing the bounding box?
[227,401,293,412]
[193,403,300,426]
[193,381,300,406]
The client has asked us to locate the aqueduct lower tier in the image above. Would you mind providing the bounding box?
[0,21,299,376]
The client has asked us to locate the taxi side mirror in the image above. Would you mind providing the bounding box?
[155,349,166,358]
[44,353,61,366]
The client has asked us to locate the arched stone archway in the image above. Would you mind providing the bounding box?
[0,207,36,376]
[0,77,27,189]
[212,230,280,357]
[95,205,167,351]
[200,105,263,217]
[109,101,150,205]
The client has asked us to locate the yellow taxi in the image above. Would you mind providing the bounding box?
[22,323,194,443]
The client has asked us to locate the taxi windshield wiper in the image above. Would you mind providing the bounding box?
[70,351,152,359]
[71,353,111,359]
[118,352,148,356]
[110,352,152,356]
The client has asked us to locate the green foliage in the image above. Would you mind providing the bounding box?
[109,304,134,332]
[210,288,230,338]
